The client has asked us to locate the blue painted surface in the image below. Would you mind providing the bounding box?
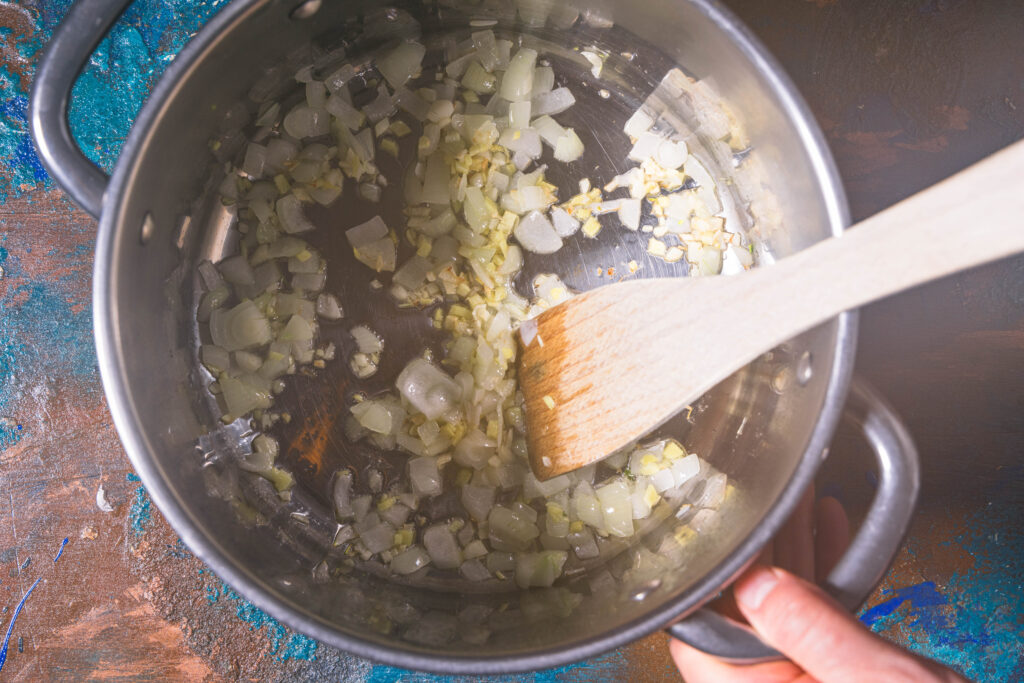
[0,234,97,449]
[126,472,152,535]
[860,581,951,634]
[0,0,228,201]
[362,651,629,683]
[862,490,1024,682]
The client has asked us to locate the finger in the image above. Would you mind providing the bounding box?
[669,636,811,683]
[772,487,816,581]
[814,496,850,583]
[733,566,947,682]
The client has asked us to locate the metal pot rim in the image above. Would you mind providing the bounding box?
[92,0,855,674]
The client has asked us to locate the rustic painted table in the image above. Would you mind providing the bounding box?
[1,0,1021,680]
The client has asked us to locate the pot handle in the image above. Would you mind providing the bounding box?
[30,0,133,219]
[666,378,920,662]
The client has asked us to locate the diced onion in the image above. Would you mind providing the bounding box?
[463,186,493,232]
[424,525,463,569]
[514,550,567,588]
[514,210,563,254]
[508,101,532,129]
[346,215,389,246]
[530,66,555,99]
[531,87,575,116]
[461,485,496,521]
[624,108,655,138]
[618,198,642,230]
[277,195,315,233]
[324,63,357,93]
[316,293,344,320]
[305,80,327,109]
[283,104,330,139]
[219,254,255,286]
[265,138,298,173]
[351,400,394,434]
[462,62,497,95]
[498,127,542,159]
[629,131,663,163]
[220,373,273,416]
[596,480,634,537]
[454,429,497,469]
[408,457,443,497]
[334,470,355,519]
[392,86,431,122]
[460,559,491,581]
[550,206,580,237]
[553,129,584,162]
[364,84,397,123]
[210,300,272,351]
[488,506,539,551]
[499,48,538,102]
[532,115,565,148]
[242,143,267,178]
[392,545,431,574]
[397,358,463,420]
[656,139,689,170]
[201,345,231,373]
[326,94,365,131]
[377,41,426,88]
[360,521,396,554]
[350,325,383,354]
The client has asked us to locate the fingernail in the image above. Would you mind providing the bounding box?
[735,567,780,610]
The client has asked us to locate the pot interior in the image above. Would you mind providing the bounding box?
[99,0,848,668]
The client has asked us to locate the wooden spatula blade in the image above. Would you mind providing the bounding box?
[520,278,735,480]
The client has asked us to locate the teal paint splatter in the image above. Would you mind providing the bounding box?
[127,472,152,535]
[0,239,95,450]
[0,281,95,376]
[0,245,24,450]
[0,65,49,198]
[0,0,229,203]
[362,650,628,683]
[0,421,24,451]
[860,487,1024,681]
[166,538,192,559]
[203,573,320,662]
[68,23,160,175]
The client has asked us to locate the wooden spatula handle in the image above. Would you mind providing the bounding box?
[763,137,1024,335]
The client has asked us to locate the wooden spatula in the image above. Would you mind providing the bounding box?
[520,139,1024,480]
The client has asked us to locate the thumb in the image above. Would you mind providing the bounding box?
[733,566,944,682]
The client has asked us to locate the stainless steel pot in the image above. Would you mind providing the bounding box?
[32,0,919,673]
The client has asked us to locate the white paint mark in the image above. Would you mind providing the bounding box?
[96,485,114,512]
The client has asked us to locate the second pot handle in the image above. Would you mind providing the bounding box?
[667,379,920,662]
[30,0,133,219]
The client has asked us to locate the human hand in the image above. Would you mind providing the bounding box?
[670,494,968,682]
[670,565,968,682]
